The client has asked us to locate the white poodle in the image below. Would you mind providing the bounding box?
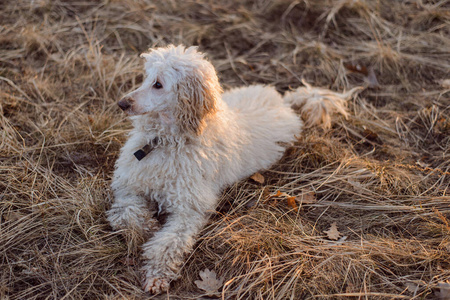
[107,45,360,294]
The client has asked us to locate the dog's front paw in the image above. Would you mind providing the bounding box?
[141,262,178,294]
[107,205,139,231]
[142,275,170,294]
[107,203,158,233]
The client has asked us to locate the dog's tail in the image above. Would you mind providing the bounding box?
[284,79,363,129]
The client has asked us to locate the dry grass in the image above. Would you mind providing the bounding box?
[1,0,449,299]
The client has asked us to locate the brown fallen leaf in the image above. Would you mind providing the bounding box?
[250,172,265,184]
[194,268,224,296]
[324,222,341,240]
[287,196,298,210]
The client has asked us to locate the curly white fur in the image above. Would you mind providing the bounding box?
[107,45,360,294]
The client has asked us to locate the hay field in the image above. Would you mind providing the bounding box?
[1,0,449,299]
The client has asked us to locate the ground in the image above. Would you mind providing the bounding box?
[0,0,449,299]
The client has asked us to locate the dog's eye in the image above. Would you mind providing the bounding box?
[153,81,163,89]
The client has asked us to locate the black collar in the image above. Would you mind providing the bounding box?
[133,137,160,161]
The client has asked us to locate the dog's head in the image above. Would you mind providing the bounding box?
[118,45,221,135]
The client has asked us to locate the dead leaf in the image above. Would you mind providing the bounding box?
[436,281,450,299]
[194,268,224,295]
[324,222,341,240]
[287,196,298,210]
[250,172,265,184]
[296,190,316,204]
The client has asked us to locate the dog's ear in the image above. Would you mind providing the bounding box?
[176,69,221,135]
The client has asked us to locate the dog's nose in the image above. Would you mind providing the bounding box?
[118,97,132,111]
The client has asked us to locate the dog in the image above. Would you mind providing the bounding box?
[107,45,360,294]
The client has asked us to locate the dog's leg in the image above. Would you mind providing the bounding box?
[141,206,210,294]
[107,188,158,235]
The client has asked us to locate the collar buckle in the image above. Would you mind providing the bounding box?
[133,137,160,161]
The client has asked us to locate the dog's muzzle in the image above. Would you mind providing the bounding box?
[118,97,133,111]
